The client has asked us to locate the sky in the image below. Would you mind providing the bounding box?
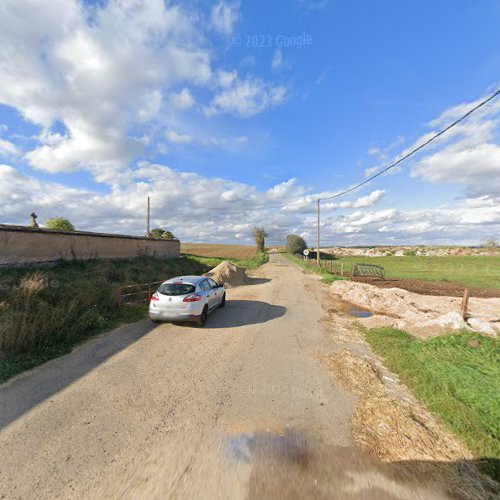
[0,0,499,246]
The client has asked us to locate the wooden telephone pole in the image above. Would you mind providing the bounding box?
[147,196,150,236]
[316,198,320,266]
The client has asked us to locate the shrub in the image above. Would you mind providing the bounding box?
[45,217,75,231]
[286,235,307,255]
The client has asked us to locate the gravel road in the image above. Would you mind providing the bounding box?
[0,254,452,499]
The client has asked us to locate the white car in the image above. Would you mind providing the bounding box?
[149,276,226,326]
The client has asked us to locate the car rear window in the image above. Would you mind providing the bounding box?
[158,283,196,296]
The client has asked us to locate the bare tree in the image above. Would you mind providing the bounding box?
[252,226,268,252]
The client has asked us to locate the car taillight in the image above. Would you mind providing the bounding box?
[150,293,159,301]
[183,293,202,302]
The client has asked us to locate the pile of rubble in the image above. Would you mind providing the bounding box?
[330,281,499,337]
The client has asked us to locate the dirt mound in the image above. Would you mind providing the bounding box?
[204,261,247,289]
[330,281,500,337]
[353,276,500,298]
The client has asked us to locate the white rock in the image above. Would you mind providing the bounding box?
[426,312,469,330]
[467,317,499,337]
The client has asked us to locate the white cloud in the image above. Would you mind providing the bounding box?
[216,69,238,88]
[169,88,195,110]
[138,90,163,121]
[412,143,500,195]
[0,0,211,174]
[403,95,500,196]
[0,138,20,158]
[206,75,287,117]
[351,190,386,208]
[210,1,240,35]
[165,130,193,144]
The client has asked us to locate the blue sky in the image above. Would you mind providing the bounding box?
[0,0,499,245]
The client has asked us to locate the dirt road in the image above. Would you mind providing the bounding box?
[0,254,454,498]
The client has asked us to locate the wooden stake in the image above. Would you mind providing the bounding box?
[461,288,469,320]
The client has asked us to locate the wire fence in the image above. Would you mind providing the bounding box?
[303,257,385,280]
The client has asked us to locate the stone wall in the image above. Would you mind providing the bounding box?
[0,225,180,265]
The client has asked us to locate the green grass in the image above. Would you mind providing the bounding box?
[366,327,500,479]
[181,250,268,270]
[330,255,500,289]
[283,253,348,285]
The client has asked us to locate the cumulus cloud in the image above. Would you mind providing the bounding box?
[0,0,211,174]
[3,158,496,246]
[210,1,240,35]
[408,95,500,196]
[169,88,195,110]
[0,138,20,158]
[206,75,287,117]
[0,0,286,178]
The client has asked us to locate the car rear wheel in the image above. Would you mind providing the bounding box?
[219,293,226,308]
[196,305,208,326]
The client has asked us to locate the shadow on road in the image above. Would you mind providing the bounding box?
[0,320,155,431]
[205,300,286,328]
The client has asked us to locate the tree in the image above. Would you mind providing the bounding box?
[45,217,75,231]
[252,226,268,252]
[148,228,176,240]
[286,234,307,255]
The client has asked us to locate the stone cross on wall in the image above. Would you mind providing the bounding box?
[30,212,39,228]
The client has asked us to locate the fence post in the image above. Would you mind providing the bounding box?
[461,288,469,320]
[340,263,344,277]
[351,263,355,278]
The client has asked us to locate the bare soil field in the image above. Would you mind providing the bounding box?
[353,276,500,298]
[181,243,256,260]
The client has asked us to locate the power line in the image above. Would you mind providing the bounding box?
[320,88,500,201]
[148,88,499,217]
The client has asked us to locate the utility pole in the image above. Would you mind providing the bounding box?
[316,198,320,266]
[147,196,150,236]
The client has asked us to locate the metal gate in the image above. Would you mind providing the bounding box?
[117,280,165,305]
[351,263,385,280]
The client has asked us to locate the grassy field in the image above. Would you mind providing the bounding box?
[366,327,500,480]
[181,243,256,260]
[0,255,226,383]
[328,255,500,289]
